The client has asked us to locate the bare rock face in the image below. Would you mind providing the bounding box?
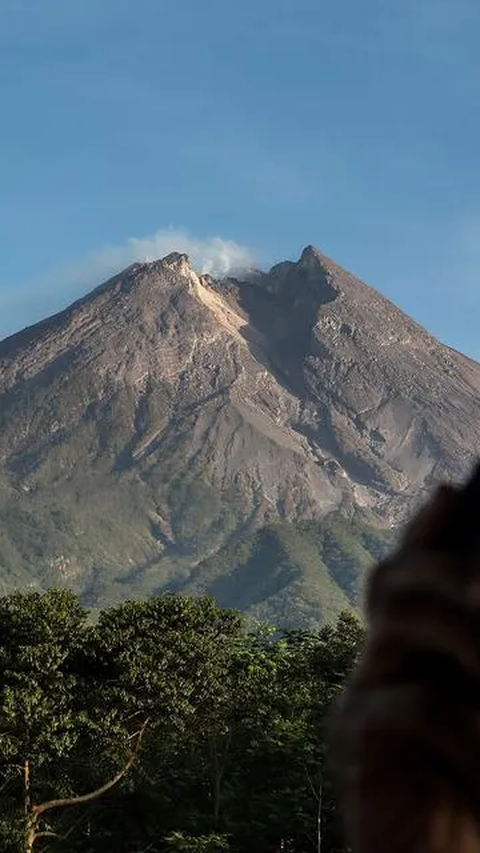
[0,247,478,624]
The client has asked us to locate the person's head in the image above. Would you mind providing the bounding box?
[329,466,480,853]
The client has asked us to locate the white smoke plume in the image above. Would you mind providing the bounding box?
[134,228,258,277]
[0,228,261,340]
[43,227,259,294]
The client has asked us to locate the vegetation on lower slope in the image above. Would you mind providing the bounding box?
[0,588,364,853]
[181,513,396,626]
[0,467,395,625]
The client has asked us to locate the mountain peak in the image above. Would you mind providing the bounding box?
[0,241,479,625]
[162,251,191,268]
[151,252,195,278]
[132,252,194,278]
[299,244,323,264]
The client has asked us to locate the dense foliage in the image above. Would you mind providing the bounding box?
[0,589,364,852]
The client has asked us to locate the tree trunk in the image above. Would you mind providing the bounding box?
[24,825,35,853]
[24,760,36,853]
[210,735,222,826]
[317,778,323,853]
[22,721,148,851]
[24,760,31,816]
[304,761,323,853]
[208,731,231,827]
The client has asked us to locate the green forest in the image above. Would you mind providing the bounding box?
[0,588,364,853]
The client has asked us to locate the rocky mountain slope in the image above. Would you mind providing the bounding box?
[0,246,478,625]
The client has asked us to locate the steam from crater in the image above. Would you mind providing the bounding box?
[55,227,259,291]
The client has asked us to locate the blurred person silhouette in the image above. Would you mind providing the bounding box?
[330,462,480,853]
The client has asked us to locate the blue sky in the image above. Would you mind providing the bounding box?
[2,0,480,357]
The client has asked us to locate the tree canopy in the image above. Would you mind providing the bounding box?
[0,589,363,852]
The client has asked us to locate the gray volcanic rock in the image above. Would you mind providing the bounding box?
[0,247,478,624]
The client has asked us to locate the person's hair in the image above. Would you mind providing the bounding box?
[329,479,480,853]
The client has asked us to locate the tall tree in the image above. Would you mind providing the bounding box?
[0,589,149,852]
